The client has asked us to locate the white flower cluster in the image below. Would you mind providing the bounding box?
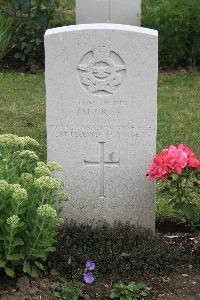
[0,134,39,150]
[37,204,57,219]
[21,173,33,183]
[0,134,21,149]
[20,136,39,148]
[35,165,52,178]
[47,162,63,172]
[59,192,70,202]
[10,184,27,202]
[34,176,64,191]
[34,161,63,178]
[19,150,39,161]
[7,215,20,229]
[0,180,9,193]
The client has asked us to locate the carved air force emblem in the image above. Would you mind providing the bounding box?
[77,45,126,95]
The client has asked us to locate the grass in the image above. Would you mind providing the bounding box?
[0,72,46,158]
[157,74,200,156]
[0,71,199,221]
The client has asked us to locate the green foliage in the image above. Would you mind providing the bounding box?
[1,0,200,69]
[0,0,61,68]
[158,170,200,226]
[0,134,69,277]
[54,0,75,26]
[156,191,175,221]
[50,222,191,279]
[106,282,151,300]
[0,16,13,60]
[51,282,84,300]
[142,0,200,68]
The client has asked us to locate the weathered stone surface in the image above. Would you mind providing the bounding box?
[76,0,141,26]
[45,24,158,231]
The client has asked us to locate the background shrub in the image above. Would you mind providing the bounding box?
[0,0,72,70]
[0,0,200,70]
[0,16,13,60]
[142,0,200,68]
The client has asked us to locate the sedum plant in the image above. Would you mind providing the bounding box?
[0,134,69,277]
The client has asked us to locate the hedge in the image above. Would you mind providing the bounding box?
[1,0,199,70]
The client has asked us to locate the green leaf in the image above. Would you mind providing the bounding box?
[29,252,47,260]
[7,254,21,261]
[172,202,184,210]
[181,203,196,220]
[45,246,56,252]
[0,259,6,268]
[108,291,119,299]
[5,267,14,277]
[23,260,31,274]
[34,261,44,270]
[12,238,24,246]
[0,16,13,60]
[30,265,38,278]
[137,282,146,289]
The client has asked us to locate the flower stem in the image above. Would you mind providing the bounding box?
[31,220,44,252]
[6,230,13,261]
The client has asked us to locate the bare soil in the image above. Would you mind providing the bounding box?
[1,267,200,299]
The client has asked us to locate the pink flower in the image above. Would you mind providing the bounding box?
[178,144,196,159]
[188,157,200,169]
[147,154,169,181]
[147,144,200,181]
[178,144,200,170]
[164,145,188,174]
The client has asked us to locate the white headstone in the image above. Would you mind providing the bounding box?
[45,24,158,231]
[76,0,141,26]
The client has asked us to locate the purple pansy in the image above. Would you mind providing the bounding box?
[84,272,95,284]
[86,260,96,271]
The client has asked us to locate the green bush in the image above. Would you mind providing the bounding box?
[106,282,151,300]
[1,0,200,69]
[0,16,13,60]
[0,0,63,69]
[142,0,200,68]
[0,134,69,277]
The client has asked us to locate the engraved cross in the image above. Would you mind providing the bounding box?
[84,142,119,199]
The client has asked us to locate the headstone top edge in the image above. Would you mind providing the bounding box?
[45,24,158,37]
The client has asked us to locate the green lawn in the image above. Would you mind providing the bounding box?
[0,72,46,158]
[0,71,199,221]
[157,74,200,156]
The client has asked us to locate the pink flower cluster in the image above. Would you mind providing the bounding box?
[148,144,200,181]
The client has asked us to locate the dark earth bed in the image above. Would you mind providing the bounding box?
[0,230,200,299]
